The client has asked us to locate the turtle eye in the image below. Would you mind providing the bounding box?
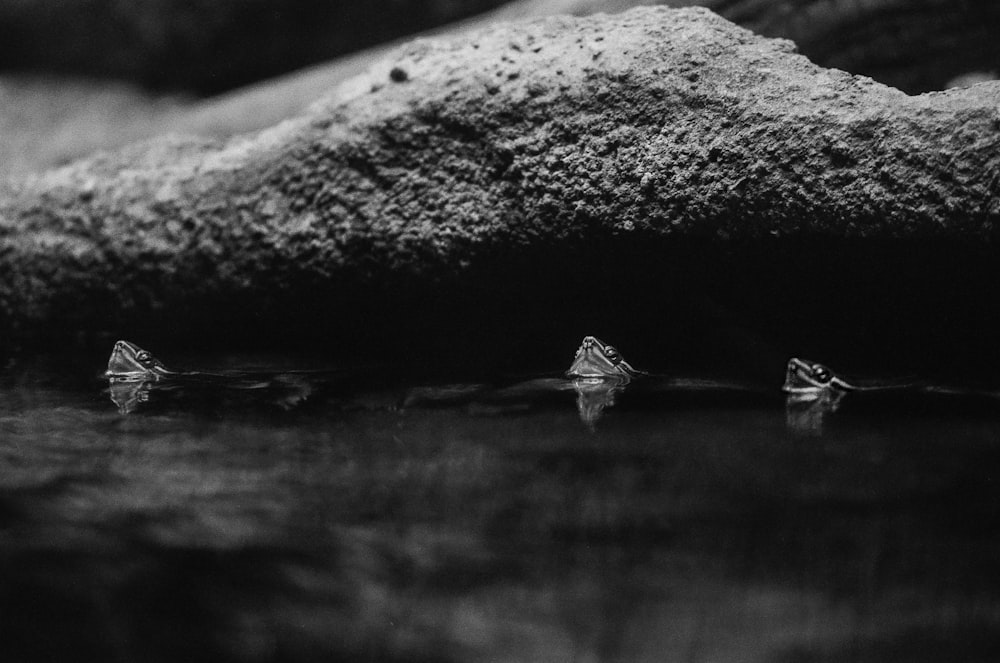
[135,351,151,363]
[811,366,830,382]
[604,346,620,362]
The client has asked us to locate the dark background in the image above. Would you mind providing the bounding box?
[0,0,507,93]
[0,0,998,95]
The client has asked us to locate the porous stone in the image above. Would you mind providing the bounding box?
[638,0,1000,94]
[7,0,997,181]
[2,7,999,371]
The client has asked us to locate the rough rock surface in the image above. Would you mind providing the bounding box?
[6,0,996,180]
[2,7,1000,372]
[620,0,1000,94]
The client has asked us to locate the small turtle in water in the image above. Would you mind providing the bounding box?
[782,357,920,399]
[782,357,927,435]
[106,340,176,381]
[782,358,855,398]
[566,335,642,379]
[564,335,641,426]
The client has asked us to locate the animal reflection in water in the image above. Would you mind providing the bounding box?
[105,336,640,427]
[107,379,153,414]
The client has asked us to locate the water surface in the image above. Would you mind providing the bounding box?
[3,356,1000,662]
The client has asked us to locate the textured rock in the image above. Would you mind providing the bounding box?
[644,0,1000,94]
[6,0,997,180]
[2,7,1000,372]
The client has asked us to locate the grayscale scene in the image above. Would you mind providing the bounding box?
[2,1,1000,661]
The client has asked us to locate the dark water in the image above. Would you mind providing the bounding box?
[3,356,1000,663]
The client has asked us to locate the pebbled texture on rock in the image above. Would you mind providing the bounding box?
[6,0,998,182]
[2,7,1000,372]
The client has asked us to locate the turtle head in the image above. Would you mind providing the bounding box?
[566,336,638,378]
[782,357,837,395]
[106,340,171,381]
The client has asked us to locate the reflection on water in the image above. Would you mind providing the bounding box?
[4,359,1000,662]
[572,376,628,429]
[108,378,152,413]
[108,372,643,430]
[784,390,846,435]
